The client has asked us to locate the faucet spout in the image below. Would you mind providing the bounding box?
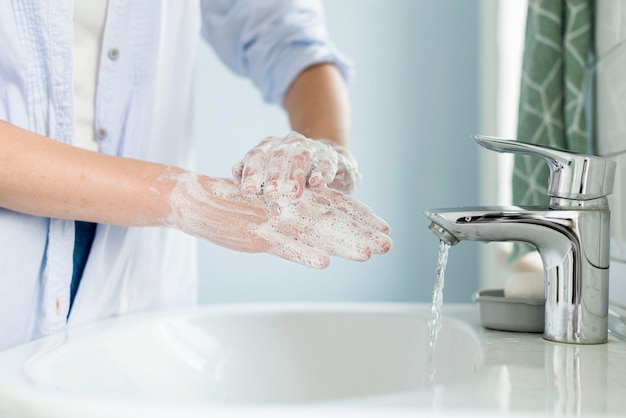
[425,204,610,344]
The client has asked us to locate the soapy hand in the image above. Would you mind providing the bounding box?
[167,173,390,268]
[232,132,361,199]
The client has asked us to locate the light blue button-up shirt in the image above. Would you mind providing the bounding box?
[0,0,351,351]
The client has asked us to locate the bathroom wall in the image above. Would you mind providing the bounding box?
[193,0,480,304]
[595,1,626,309]
[478,0,527,290]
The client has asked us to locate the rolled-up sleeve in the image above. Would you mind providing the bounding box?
[200,0,353,105]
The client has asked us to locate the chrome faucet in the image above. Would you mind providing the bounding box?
[425,135,616,344]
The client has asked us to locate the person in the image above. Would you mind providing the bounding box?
[0,0,392,351]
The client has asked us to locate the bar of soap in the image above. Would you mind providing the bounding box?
[504,271,545,299]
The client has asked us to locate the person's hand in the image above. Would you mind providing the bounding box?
[167,173,390,268]
[232,132,361,200]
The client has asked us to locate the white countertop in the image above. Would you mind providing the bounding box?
[411,305,626,416]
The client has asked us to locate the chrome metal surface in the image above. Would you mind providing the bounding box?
[425,136,616,344]
[473,135,616,201]
[428,222,459,246]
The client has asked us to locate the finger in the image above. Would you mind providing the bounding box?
[238,137,280,193]
[232,160,244,181]
[265,191,392,263]
[240,148,268,194]
[264,148,301,200]
[264,207,362,263]
[308,144,338,188]
[263,231,330,269]
[321,188,391,234]
[328,152,361,194]
[276,201,387,261]
[306,225,373,261]
[359,228,393,255]
[287,150,310,198]
[297,217,391,261]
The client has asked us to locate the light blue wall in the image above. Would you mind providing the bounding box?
[193,0,479,304]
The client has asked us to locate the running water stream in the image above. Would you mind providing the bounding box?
[427,239,451,385]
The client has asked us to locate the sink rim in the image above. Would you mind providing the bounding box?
[0,302,484,412]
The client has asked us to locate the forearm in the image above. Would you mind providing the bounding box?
[236,64,358,197]
[0,122,390,268]
[283,63,351,148]
[0,120,179,226]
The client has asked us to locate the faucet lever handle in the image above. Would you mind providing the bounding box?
[472,134,617,200]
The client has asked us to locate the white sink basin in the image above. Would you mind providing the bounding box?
[3,303,482,408]
[7,303,626,416]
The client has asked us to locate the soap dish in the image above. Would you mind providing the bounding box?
[472,289,545,333]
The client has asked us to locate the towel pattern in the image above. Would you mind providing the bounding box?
[512,0,592,258]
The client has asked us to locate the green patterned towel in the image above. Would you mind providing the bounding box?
[512,0,593,259]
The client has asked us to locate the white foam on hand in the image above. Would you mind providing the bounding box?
[232,132,361,199]
[167,172,391,268]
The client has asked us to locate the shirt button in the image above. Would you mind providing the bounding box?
[108,48,120,61]
[97,128,108,140]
